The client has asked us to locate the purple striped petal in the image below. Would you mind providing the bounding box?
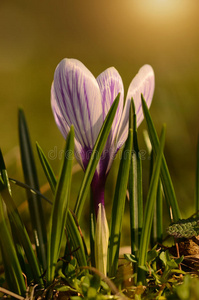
[51,91,85,168]
[51,58,103,153]
[117,65,155,149]
[96,67,124,175]
[96,67,124,123]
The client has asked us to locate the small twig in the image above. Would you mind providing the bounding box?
[30,284,38,300]
[0,287,24,300]
[22,272,28,288]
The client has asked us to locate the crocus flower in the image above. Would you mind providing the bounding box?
[51,58,155,216]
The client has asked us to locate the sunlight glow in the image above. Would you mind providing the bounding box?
[132,0,191,21]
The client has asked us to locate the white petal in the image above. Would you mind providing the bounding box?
[51,91,85,169]
[51,83,70,139]
[117,65,155,148]
[96,67,124,175]
[96,67,124,122]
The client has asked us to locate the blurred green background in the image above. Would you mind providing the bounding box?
[0,0,199,236]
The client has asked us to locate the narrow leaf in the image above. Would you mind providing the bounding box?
[108,128,133,277]
[143,131,163,246]
[195,135,199,216]
[141,96,181,222]
[129,100,143,255]
[0,176,4,191]
[151,179,163,246]
[36,142,57,194]
[18,109,47,270]
[0,152,29,279]
[156,180,163,243]
[9,177,52,204]
[138,125,166,285]
[0,151,43,286]
[0,196,26,296]
[47,126,74,284]
[90,190,96,268]
[0,188,43,286]
[65,210,88,270]
[36,143,88,271]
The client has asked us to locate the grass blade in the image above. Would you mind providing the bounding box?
[36,142,57,194]
[47,126,74,284]
[151,179,163,246]
[156,180,163,243]
[90,190,96,268]
[0,187,43,285]
[0,150,27,274]
[0,151,43,286]
[141,95,181,222]
[74,94,120,221]
[65,211,88,270]
[18,109,47,270]
[0,149,29,280]
[36,142,88,270]
[9,177,52,204]
[143,131,163,246]
[195,135,199,216]
[0,195,26,296]
[129,100,143,255]
[137,125,166,285]
[108,128,133,277]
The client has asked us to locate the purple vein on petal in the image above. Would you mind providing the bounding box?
[52,87,86,168]
[53,62,75,128]
[83,79,94,147]
[52,59,103,153]
[97,69,123,141]
[67,64,91,148]
[74,70,91,149]
[55,63,85,147]
[73,62,103,149]
[53,105,69,138]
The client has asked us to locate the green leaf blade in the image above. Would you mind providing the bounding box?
[0,151,43,286]
[108,128,133,277]
[47,126,74,284]
[65,211,88,270]
[36,142,57,194]
[141,96,181,222]
[0,196,26,296]
[18,109,47,271]
[129,100,143,255]
[195,134,199,216]
[36,141,88,273]
[138,125,166,285]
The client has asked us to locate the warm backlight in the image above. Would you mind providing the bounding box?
[131,0,192,21]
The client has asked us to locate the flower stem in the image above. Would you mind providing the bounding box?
[91,174,106,217]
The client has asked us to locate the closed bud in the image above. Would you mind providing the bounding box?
[95,204,109,276]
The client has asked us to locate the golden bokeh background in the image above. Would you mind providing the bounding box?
[0,0,199,223]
